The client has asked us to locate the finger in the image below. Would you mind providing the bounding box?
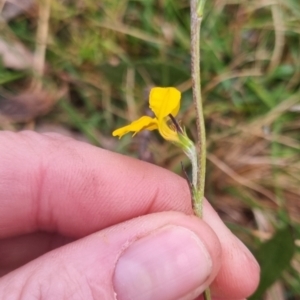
[203,202,260,299]
[0,131,191,238]
[0,212,222,300]
[0,232,72,276]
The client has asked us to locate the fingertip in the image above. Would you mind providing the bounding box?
[202,201,260,298]
[210,236,260,299]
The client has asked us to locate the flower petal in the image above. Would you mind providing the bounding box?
[157,119,180,143]
[112,116,158,138]
[149,87,181,119]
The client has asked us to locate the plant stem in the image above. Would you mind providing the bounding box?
[190,0,207,219]
[190,1,210,300]
[204,287,211,300]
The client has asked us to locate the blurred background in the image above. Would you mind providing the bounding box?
[0,0,299,299]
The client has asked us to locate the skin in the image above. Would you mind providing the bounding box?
[0,131,260,299]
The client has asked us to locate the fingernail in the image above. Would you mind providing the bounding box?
[113,226,212,300]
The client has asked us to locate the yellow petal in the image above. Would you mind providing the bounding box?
[149,87,181,119]
[112,116,158,138]
[157,119,180,143]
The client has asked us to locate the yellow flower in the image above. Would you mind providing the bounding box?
[112,87,182,143]
[113,87,197,177]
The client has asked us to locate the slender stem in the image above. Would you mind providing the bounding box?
[190,0,206,218]
[190,1,210,300]
[204,287,211,300]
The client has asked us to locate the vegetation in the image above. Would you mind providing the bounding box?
[1,0,300,298]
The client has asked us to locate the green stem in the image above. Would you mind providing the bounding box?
[190,0,207,219]
[190,1,210,300]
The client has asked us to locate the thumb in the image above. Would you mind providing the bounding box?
[0,212,221,300]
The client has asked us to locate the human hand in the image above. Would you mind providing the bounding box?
[0,131,259,300]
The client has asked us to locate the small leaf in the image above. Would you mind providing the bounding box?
[249,226,295,300]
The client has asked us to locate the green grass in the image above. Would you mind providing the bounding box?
[1,0,300,298]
